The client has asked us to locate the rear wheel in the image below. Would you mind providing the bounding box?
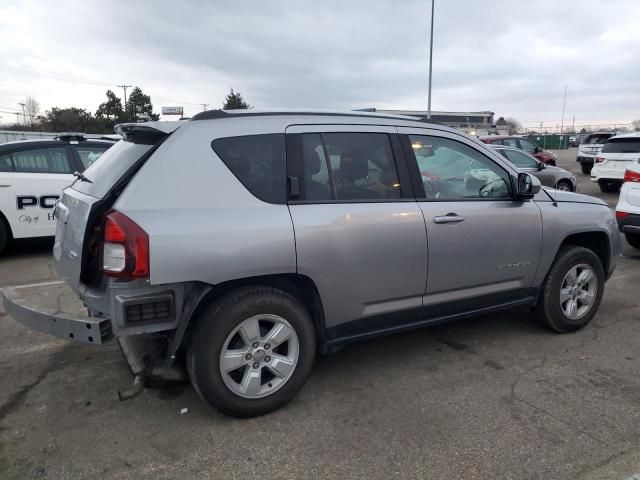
[187,286,316,417]
[599,182,619,193]
[581,163,592,174]
[535,246,604,333]
[626,234,640,249]
[556,180,573,191]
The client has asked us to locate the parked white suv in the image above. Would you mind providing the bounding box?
[0,134,114,253]
[615,159,640,248]
[591,133,640,193]
[576,132,613,174]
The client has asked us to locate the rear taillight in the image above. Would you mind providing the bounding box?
[102,210,149,278]
[616,211,630,220]
[595,156,605,163]
[623,169,640,183]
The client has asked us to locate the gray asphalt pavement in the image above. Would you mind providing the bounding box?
[1,148,639,480]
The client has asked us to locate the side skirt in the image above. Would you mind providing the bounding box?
[324,288,539,352]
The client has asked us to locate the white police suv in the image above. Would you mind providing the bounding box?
[0,134,114,254]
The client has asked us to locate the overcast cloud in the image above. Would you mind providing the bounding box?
[0,0,638,127]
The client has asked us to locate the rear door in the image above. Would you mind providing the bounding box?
[0,146,75,238]
[398,127,542,312]
[286,125,428,339]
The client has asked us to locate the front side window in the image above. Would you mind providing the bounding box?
[518,138,538,152]
[501,149,538,169]
[501,138,519,147]
[299,132,401,201]
[3,147,72,173]
[212,134,286,203]
[409,135,511,200]
[74,145,109,170]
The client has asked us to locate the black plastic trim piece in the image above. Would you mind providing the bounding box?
[325,288,538,348]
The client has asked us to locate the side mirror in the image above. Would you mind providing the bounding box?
[533,146,540,153]
[537,162,546,170]
[516,173,541,199]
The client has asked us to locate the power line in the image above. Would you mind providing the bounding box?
[0,64,116,87]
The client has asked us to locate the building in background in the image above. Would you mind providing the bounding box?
[357,108,495,136]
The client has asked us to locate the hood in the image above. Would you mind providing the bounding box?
[536,188,607,206]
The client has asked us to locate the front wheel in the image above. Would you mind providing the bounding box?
[556,180,573,192]
[581,163,592,174]
[626,233,640,249]
[535,246,604,333]
[0,219,9,255]
[187,286,316,417]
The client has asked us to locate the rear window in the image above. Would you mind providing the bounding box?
[212,134,286,203]
[74,145,110,170]
[584,134,612,145]
[602,138,640,154]
[72,141,153,198]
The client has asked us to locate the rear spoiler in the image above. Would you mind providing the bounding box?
[114,121,184,143]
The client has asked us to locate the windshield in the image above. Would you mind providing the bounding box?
[72,140,153,198]
[601,139,640,154]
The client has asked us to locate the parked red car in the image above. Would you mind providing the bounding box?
[479,135,557,166]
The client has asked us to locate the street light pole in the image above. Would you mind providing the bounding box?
[427,0,435,119]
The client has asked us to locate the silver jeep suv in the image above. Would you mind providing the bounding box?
[3,110,620,417]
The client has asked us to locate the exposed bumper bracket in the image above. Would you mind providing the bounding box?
[2,283,112,345]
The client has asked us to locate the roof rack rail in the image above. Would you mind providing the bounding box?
[191,109,444,124]
[54,132,86,141]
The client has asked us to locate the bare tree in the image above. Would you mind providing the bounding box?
[632,119,640,131]
[25,96,40,127]
[505,117,522,134]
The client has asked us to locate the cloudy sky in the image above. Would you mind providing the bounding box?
[0,0,638,128]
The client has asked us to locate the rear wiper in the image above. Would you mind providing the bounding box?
[72,171,93,183]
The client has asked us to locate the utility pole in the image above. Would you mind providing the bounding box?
[201,103,209,111]
[18,102,25,126]
[118,84,132,120]
[560,84,567,135]
[571,115,575,133]
[427,0,435,119]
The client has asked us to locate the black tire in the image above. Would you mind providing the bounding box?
[556,180,573,192]
[626,233,640,249]
[0,218,9,255]
[581,163,592,174]
[598,182,618,193]
[535,246,605,333]
[186,286,316,417]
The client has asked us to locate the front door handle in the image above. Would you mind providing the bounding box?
[433,213,465,224]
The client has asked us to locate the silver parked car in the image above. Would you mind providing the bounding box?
[3,110,620,417]
[491,145,577,191]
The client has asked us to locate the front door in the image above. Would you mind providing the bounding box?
[286,125,428,339]
[399,128,542,312]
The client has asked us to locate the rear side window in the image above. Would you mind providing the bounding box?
[74,145,109,170]
[0,147,72,173]
[212,134,286,203]
[602,139,640,153]
[584,134,612,145]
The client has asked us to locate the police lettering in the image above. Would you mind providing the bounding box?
[16,195,59,210]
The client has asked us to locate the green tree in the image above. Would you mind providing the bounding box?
[41,107,93,132]
[223,88,250,109]
[126,86,159,121]
[96,90,124,121]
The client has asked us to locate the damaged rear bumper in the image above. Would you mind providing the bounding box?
[2,282,112,345]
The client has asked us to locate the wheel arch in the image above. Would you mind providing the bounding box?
[185,273,328,353]
[557,231,610,276]
[0,208,13,240]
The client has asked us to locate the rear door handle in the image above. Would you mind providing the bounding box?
[433,213,465,224]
